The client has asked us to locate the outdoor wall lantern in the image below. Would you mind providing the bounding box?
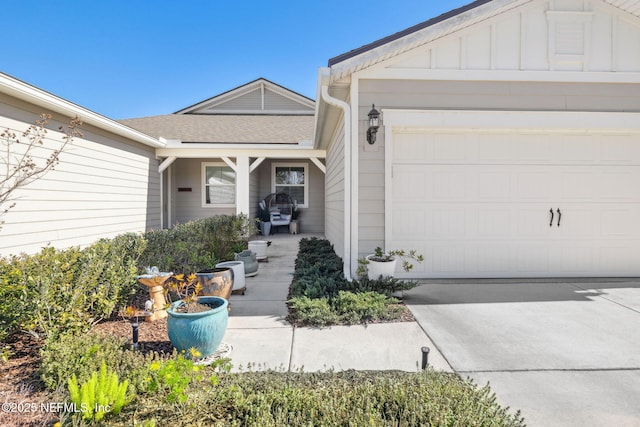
[366,104,380,145]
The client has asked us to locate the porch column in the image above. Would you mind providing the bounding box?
[235,155,250,216]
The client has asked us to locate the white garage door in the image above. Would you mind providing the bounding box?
[390,131,640,278]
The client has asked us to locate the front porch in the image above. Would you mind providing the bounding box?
[159,154,325,234]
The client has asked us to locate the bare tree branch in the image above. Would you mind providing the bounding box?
[0,113,83,228]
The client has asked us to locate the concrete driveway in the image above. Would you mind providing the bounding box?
[404,279,640,427]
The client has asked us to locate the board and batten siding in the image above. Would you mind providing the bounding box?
[0,100,160,256]
[324,117,346,258]
[355,79,640,258]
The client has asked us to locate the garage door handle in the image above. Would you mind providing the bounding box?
[557,208,561,227]
[549,208,554,227]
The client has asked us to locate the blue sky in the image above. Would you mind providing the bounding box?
[2,1,470,119]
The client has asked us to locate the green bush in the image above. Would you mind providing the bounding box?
[0,255,38,342]
[334,291,402,324]
[7,246,89,338]
[77,233,147,321]
[288,238,411,327]
[288,296,339,326]
[139,214,251,274]
[40,331,162,394]
[0,233,146,340]
[107,369,525,426]
[345,275,419,297]
[67,361,130,422]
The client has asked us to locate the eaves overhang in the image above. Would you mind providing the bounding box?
[156,141,325,159]
[326,0,533,82]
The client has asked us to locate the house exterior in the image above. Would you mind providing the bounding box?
[120,78,326,233]
[0,73,163,256]
[5,0,640,279]
[314,0,640,279]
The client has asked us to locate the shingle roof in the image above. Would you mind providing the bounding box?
[328,0,493,66]
[118,114,314,144]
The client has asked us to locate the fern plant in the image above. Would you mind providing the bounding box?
[67,360,130,421]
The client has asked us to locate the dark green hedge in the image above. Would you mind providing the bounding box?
[288,237,415,326]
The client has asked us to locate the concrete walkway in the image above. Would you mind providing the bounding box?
[404,279,640,427]
[224,233,451,372]
[224,234,640,426]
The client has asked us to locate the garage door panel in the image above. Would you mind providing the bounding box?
[478,172,512,199]
[390,130,640,278]
[392,207,425,238]
[599,135,640,164]
[560,171,596,200]
[601,208,640,237]
[517,171,551,200]
[393,169,426,200]
[477,244,512,274]
[557,134,596,163]
[514,207,553,237]
[599,171,638,201]
[433,170,468,200]
[478,208,511,237]
[432,134,470,162]
[477,134,512,162]
[432,208,467,237]
[515,134,553,162]
[394,133,427,161]
[516,245,551,274]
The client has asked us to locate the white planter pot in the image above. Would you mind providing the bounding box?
[248,240,268,260]
[215,261,246,290]
[365,254,397,280]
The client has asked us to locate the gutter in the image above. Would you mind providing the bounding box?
[318,69,353,281]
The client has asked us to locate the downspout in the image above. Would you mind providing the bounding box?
[320,83,353,281]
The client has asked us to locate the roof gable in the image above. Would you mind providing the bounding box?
[329,0,640,80]
[176,78,315,115]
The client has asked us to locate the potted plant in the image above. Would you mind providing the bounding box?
[164,273,229,358]
[360,247,424,280]
[258,204,271,236]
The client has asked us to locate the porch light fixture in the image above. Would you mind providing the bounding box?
[366,104,380,145]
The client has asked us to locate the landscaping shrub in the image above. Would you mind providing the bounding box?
[346,274,419,297]
[40,331,162,394]
[77,233,147,321]
[288,237,412,326]
[288,296,339,326]
[67,361,131,422]
[106,369,525,426]
[0,233,146,340]
[139,214,251,274]
[333,291,403,324]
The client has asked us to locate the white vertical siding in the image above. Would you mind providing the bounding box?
[0,101,160,256]
[324,118,345,258]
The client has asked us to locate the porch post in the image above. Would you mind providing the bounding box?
[236,156,250,216]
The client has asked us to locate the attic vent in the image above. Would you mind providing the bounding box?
[554,21,584,54]
[546,11,593,70]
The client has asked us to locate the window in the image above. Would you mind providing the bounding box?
[202,162,235,207]
[272,163,308,208]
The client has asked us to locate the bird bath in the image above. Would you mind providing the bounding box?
[136,269,172,321]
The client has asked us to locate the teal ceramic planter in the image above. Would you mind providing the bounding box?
[166,296,228,357]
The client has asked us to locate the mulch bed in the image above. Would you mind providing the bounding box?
[0,301,415,426]
[0,317,174,427]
